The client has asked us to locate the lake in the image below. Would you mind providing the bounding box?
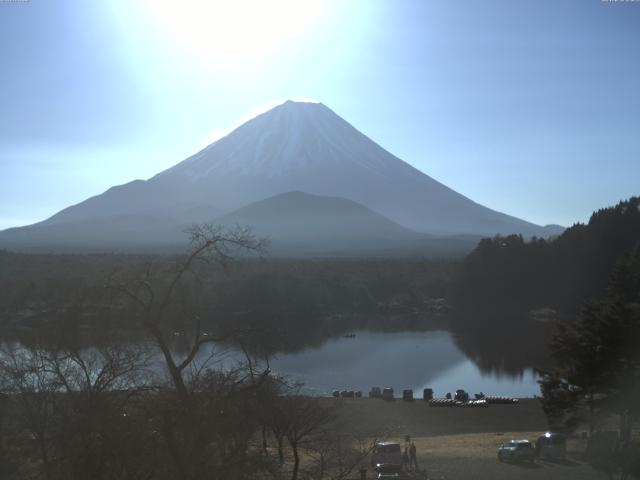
[191,330,540,398]
[2,329,541,398]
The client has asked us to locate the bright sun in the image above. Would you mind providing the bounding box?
[142,0,328,69]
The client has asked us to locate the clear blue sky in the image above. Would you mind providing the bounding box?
[1,0,639,230]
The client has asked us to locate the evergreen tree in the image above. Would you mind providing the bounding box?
[538,246,640,438]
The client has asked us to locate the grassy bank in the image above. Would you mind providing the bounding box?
[328,398,609,479]
[331,398,549,438]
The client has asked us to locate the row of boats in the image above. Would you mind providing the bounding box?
[331,387,519,405]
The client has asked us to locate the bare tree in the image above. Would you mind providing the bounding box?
[304,432,379,480]
[281,395,337,480]
[108,223,267,398]
[106,223,270,479]
[0,343,65,480]
[261,386,381,480]
[0,341,150,480]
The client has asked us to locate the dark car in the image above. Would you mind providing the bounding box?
[536,432,566,460]
[382,387,394,401]
[371,442,402,472]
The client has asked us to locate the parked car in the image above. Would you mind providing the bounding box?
[498,440,536,463]
[455,389,469,402]
[382,387,394,401]
[371,442,402,472]
[423,388,434,401]
[536,432,566,460]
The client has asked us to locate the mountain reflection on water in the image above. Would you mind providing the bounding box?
[2,329,542,398]
[189,330,540,398]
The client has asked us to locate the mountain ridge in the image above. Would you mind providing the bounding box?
[0,191,482,256]
[217,190,421,240]
[1,100,564,252]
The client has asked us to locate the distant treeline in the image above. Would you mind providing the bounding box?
[0,253,455,353]
[4,197,637,373]
[449,197,640,373]
[452,196,640,317]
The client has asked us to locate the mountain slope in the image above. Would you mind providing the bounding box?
[216,190,420,250]
[0,213,197,250]
[1,100,561,251]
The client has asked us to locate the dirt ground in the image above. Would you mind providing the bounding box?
[330,398,609,480]
[405,432,602,480]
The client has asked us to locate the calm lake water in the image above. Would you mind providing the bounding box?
[3,330,540,398]
[193,330,540,398]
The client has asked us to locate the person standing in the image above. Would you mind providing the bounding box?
[409,441,418,470]
[402,446,410,471]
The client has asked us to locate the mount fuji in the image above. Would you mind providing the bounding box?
[0,100,562,253]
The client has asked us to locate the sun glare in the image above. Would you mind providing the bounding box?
[142,0,327,69]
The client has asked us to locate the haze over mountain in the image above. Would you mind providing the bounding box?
[0,100,563,253]
[219,191,418,242]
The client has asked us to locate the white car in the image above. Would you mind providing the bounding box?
[497,440,536,463]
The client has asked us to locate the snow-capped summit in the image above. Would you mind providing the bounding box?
[0,100,562,251]
[157,100,415,181]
